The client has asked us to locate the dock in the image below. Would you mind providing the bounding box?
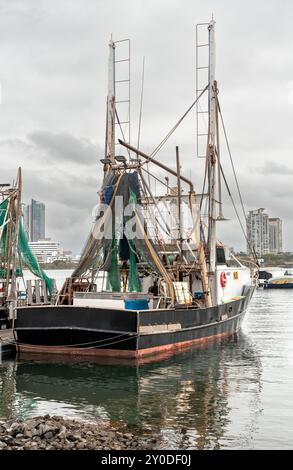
[0,329,16,360]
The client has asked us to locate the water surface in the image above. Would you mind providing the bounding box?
[1,287,293,449]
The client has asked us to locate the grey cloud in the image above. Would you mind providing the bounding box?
[0,129,104,252]
[217,170,293,252]
[256,160,293,176]
[0,0,293,252]
[28,130,100,165]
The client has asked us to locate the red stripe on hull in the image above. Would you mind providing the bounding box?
[136,328,237,358]
[17,327,239,359]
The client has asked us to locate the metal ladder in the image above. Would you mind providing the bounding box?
[114,39,131,149]
[195,23,210,158]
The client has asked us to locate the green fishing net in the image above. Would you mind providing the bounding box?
[0,198,54,294]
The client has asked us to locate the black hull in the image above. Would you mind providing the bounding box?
[0,342,16,360]
[15,287,254,358]
[264,283,293,289]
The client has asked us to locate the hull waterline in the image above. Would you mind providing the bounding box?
[15,287,254,358]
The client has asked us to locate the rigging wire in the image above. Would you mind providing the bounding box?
[136,86,209,251]
[141,166,170,190]
[146,84,209,161]
[219,163,258,263]
[115,109,131,159]
[139,170,176,249]
[216,97,247,223]
[216,96,259,263]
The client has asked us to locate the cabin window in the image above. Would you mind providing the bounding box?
[216,246,226,265]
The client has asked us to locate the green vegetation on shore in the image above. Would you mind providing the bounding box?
[235,252,293,267]
[40,260,77,270]
[40,253,293,270]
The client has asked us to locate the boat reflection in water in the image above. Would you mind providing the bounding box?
[0,334,262,449]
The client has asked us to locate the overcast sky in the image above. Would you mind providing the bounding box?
[1,0,293,253]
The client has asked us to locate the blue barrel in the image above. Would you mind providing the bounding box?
[124,299,149,310]
[194,291,205,300]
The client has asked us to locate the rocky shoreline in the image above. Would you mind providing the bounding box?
[0,415,156,450]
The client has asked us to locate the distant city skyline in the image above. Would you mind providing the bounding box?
[23,199,45,242]
[269,218,283,254]
[23,198,73,262]
[247,208,283,256]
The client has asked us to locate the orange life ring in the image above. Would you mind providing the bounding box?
[220,272,227,288]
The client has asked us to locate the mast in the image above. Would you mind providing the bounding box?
[176,146,182,257]
[207,19,218,273]
[105,38,116,169]
[6,168,22,322]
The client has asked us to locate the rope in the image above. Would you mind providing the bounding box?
[70,174,123,280]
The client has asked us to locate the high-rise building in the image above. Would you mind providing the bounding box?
[28,238,60,262]
[269,218,283,254]
[246,208,269,256]
[23,199,45,242]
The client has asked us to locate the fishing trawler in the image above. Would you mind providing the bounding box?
[2,20,257,358]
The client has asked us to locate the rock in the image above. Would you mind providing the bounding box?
[8,423,24,436]
[0,415,150,450]
[31,428,40,437]
[41,424,56,435]
[76,442,86,450]
[64,441,75,450]
[23,441,39,450]
[3,436,14,445]
[57,425,67,439]
[36,423,45,435]
[38,443,47,450]
[26,419,38,429]
[67,433,82,442]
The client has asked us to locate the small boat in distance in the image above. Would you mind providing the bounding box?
[264,271,293,289]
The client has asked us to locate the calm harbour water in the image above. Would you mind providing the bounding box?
[1,271,293,449]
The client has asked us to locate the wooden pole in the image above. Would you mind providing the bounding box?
[7,168,22,322]
[176,146,183,259]
[118,139,194,192]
